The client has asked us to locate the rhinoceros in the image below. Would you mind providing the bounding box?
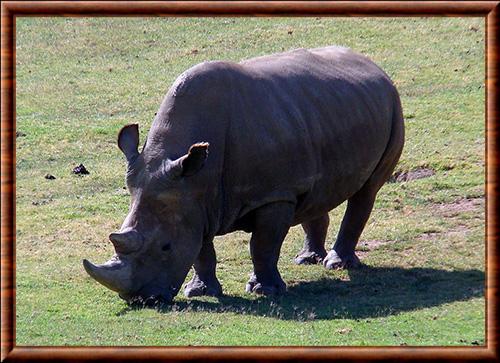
[83,46,404,303]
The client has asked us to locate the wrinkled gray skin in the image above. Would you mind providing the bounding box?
[83,46,404,303]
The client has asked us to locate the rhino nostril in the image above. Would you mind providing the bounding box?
[161,243,171,251]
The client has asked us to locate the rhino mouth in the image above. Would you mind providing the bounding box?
[123,291,175,307]
[118,280,179,305]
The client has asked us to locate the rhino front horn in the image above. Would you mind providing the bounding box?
[83,258,133,293]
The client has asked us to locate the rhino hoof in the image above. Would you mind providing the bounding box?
[184,276,222,298]
[323,250,361,270]
[245,279,286,296]
[294,250,327,265]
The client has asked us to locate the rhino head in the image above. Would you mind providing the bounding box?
[83,124,209,304]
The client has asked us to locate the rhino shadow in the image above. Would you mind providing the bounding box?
[117,266,484,321]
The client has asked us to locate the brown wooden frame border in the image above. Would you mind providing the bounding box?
[1,1,498,362]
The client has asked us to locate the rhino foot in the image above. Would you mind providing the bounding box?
[184,274,222,298]
[294,249,327,265]
[245,274,286,296]
[323,250,361,270]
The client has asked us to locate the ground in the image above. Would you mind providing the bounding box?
[15,17,484,346]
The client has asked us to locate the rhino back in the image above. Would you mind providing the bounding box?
[219,47,398,232]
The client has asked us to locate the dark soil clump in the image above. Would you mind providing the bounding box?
[73,163,89,175]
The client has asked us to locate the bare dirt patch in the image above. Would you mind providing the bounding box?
[358,240,392,250]
[418,225,470,241]
[417,197,483,241]
[356,240,393,259]
[357,251,369,259]
[388,167,435,183]
[433,197,484,217]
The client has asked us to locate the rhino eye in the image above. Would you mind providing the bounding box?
[161,243,171,252]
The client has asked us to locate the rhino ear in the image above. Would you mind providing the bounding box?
[172,142,209,177]
[118,124,139,162]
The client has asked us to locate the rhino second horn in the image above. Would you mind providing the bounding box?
[109,230,143,254]
[82,258,132,293]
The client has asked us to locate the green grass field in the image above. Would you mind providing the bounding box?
[15,17,485,346]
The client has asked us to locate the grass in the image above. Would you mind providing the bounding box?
[15,17,485,346]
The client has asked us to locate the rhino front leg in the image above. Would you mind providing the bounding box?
[324,189,376,270]
[184,240,222,298]
[246,202,294,296]
[295,214,329,265]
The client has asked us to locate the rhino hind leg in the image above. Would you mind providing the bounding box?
[325,106,404,270]
[323,189,375,270]
[184,240,223,298]
[323,153,397,270]
[245,202,295,296]
[295,214,329,265]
